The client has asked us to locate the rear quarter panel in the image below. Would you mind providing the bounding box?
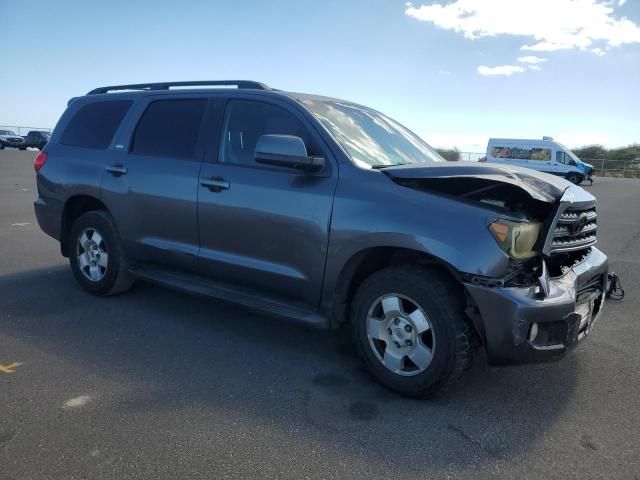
[34,97,133,241]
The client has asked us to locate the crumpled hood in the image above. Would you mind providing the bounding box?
[381,162,572,203]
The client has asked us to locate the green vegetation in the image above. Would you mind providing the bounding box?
[572,144,640,161]
[572,144,640,179]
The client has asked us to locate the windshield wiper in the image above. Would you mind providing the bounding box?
[371,163,409,169]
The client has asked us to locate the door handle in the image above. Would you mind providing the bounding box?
[105,165,128,176]
[200,177,230,191]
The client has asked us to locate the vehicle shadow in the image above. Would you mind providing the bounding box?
[0,265,579,473]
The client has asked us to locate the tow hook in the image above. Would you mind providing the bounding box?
[606,272,624,300]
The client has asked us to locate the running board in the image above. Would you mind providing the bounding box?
[128,265,329,329]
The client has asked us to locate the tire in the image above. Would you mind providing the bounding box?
[566,173,583,184]
[19,147,26,151]
[69,210,134,296]
[351,265,474,398]
[0,143,4,150]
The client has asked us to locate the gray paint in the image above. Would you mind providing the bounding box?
[34,85,608,367]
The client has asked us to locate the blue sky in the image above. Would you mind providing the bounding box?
[1,0,639,151]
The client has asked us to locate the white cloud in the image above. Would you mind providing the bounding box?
[477,65,525,76]
[521,41,576,52]
[439,69,452,75]
[591,47,606,56]
[528,65,541,71]
[517,55,548,64]
[618,0,627,6]
[405,0,640,55]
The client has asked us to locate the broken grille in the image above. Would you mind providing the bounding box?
[550,207,597,254]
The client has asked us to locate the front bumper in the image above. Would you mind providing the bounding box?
[1,139,26,147]
[585,170,594,183]
[465,247,608,365]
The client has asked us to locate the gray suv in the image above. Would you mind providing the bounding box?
[34,80,608,397]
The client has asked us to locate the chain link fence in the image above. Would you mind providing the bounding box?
[2,129,639,178]
[440,150,640,179]
[582,158,640,178]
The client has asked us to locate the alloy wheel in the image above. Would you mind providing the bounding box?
[366,293,435,376]
[76,228,108,282]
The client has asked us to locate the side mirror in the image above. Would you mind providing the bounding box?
[255,134,325,173]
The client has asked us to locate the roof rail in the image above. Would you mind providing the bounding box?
[87,80,270,95]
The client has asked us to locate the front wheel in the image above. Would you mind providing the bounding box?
[351,266,474,398]
[19,147,26,151]
[566,173,583,184]
[69,211,134,296]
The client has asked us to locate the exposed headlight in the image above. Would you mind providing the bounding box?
[489,220,542,259]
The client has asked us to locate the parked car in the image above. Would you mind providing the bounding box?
[0,129,27,150]
[486,137,594,185]
[22,130,51,150]
[33,81,608,397]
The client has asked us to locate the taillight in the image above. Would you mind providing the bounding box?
[34,151,47,172]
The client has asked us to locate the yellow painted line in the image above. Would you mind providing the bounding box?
[0,362,23,374]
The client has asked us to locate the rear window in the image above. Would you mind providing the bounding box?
[60,100,132,149]
[131,99,207,159]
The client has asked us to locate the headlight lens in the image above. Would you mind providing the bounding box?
[489,220,541,259]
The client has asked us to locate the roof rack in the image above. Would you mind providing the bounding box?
[87,80,270,95]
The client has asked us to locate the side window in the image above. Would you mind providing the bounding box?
[529,148,551,161]
[491,146,511,159]
[60,100,132,149]
[556,151,566,164]
[132,99,207,159]
[491,146,550,161]
[219,100,319,167]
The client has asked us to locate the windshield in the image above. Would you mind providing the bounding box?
[301,99,444,167]
[0,130,17,135]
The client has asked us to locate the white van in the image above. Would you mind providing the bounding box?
[484,137,594,184]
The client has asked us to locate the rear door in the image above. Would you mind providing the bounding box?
[196,97,338,308]
[101,95,208,270]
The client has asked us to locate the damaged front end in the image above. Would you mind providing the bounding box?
[382,162,610,365]
[383,163,562,288]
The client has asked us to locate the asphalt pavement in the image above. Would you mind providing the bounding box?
[1,150,639,479]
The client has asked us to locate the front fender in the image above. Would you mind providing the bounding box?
[320,173,510,314]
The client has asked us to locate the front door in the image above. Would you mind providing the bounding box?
[197,98,338,308]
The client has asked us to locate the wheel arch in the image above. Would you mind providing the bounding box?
[329,246,464,328]
[60,195,110,257]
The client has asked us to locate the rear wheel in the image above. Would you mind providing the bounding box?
[69,211,134,295]
[19,147,26,151]
[566,173,583,184]
[351,265,474,398]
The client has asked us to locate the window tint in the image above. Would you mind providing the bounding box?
[220,100,318,166]
[132,99,207,159]
[60,100,132,149]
